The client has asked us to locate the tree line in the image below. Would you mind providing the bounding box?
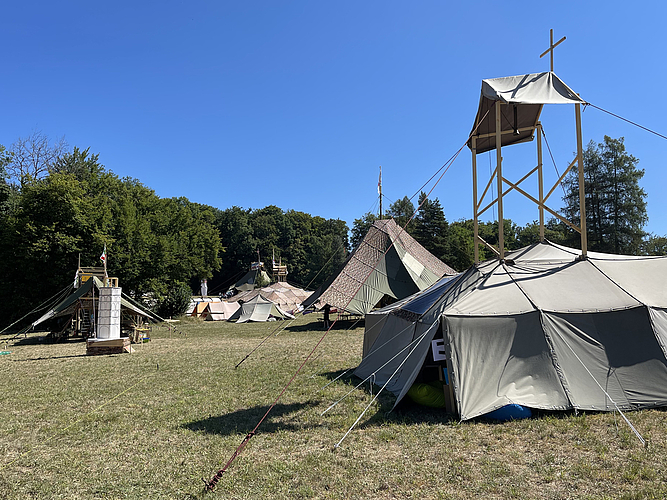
[1,132,664,326]
[352,135,666,271]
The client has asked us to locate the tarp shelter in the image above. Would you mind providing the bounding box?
[355,241,667,420]
[468,71,585,154]
[28,277,160,332]
[203,301,240,321]
[233,295,295,323]
[232,282,312,315]
[303,218,456,316]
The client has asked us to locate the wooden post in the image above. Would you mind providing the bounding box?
[472,137,479,264]
[495,101,504,260]
[575,103,587,257]
[537,122,545,241]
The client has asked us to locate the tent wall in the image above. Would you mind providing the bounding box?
[446,312,571,420]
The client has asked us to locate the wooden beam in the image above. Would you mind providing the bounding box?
[537,123,544,241]
[472,137,479,265]
[496,101,504,260]
[544,157,577,203]
[576,103,588,257]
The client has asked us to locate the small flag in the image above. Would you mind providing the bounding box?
[378,166,382,195]
[100,245,106,263]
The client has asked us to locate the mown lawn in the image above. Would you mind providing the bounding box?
[1,315,666,499]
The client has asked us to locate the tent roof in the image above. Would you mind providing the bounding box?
[234,294,294,323]
[204,301,240,320]
[468,72,585,154]
[232,282,312,313]
[304,218,456,315]
[30,277,161,330]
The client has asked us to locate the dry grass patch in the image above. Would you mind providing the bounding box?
[1,315,666,499]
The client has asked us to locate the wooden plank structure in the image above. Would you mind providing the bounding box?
[86,337,132,356]
[470,29,588,264]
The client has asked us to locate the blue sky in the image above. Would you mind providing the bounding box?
[3,1,667,236]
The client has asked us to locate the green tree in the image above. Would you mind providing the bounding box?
[562,136,647,254]
[412,192,450,264]
[641,235,667,256]
[387,196,416,230]
[350,211,378,249]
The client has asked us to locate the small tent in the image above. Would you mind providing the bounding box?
[203,301,240,321]
[233,295,295,323]
[303,218,456,316]
[355,241,667,420]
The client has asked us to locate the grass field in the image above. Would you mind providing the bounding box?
[1,315,666,499]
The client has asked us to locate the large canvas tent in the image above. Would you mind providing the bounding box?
[28,277,161,334]
[303,218,456,316]
[355,241,667,420]
[232,295,295,323]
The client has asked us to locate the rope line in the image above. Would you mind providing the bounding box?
[334,328,431,448]
[0,283,74,336]
[540,126,567,198]
[204,321,337,491]
[205,113,488,490]
[588,103,667,142]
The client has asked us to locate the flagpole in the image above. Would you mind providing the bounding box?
[378,166,382,220]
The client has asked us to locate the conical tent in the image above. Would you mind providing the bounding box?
[303,218,456,315]
[355,241,667,420]
[233,294,295,323]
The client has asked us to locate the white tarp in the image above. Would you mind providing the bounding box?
[469,72,586,154]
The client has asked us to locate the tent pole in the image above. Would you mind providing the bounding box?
[537,122,545,241]
[495,101,504,260]
[575,103,587,257]
[472,136,479,264]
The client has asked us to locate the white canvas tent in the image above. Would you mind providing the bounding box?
[355,241,667,420]
[203,301,240,321]
[303,218,456,316]
[232,295,295,323]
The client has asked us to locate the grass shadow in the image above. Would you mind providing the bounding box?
[284,316,365,333]
[10,353,88,362]
[9,335,86,346]
[183,400,322,437]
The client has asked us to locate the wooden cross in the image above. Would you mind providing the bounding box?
[539,29,566,72]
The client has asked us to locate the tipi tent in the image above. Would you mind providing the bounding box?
[203,301,240,321]
[232,282,312,315]
[233,295,295,323]
[355,241,667,420]
[303,218,456,316]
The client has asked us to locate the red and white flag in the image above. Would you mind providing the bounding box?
[100,245,106,263]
